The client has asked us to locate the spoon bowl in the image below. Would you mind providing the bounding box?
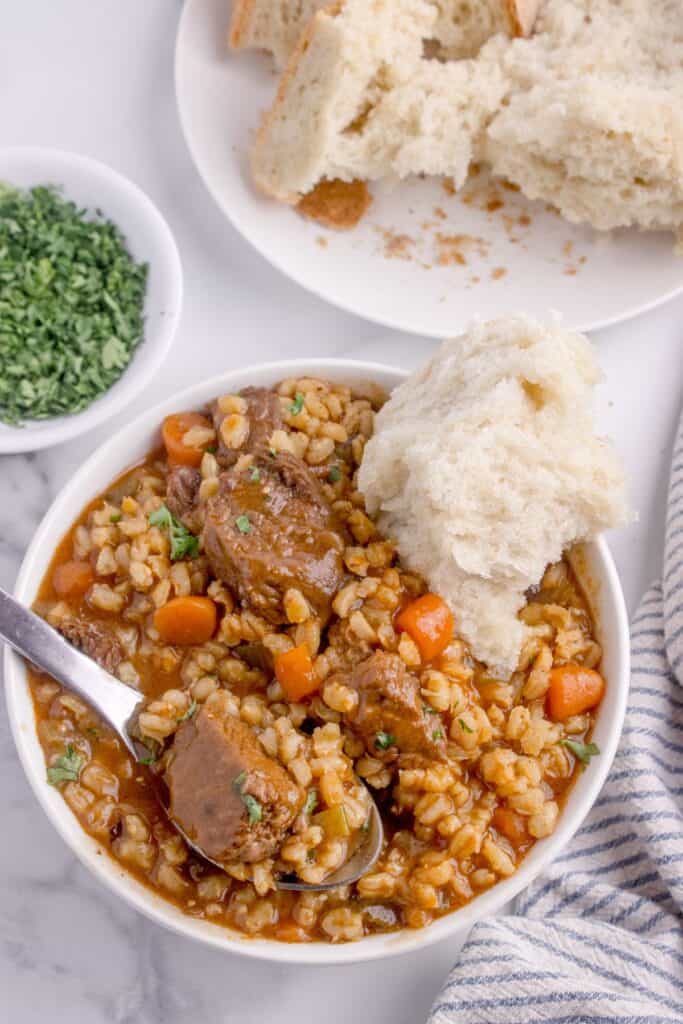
[0,585,384,892]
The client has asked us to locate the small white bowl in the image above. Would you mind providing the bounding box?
[0,146,183,453]
[4,359,630,965]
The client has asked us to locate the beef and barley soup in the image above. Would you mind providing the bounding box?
[29,378,606,943]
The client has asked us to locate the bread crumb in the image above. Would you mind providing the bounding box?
[491,266,507,279]
[434,207,447,220]
[298,179,372,230]
[436,233,488,266]
[316,236,329,248]
[442,177,456,196]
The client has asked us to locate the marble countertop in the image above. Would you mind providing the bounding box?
[1,2,682,1022]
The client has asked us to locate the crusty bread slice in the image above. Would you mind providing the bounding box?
[251,0,508,202]
[229,0,324,69]
[230,0,544,69]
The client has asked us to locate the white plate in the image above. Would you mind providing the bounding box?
[175,0,683,338]
[0,147,183,453]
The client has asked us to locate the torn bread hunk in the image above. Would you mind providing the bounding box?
[230,0,544,69]
[250,0,508,203]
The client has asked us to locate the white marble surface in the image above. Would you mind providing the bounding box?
[1,2,682,1022]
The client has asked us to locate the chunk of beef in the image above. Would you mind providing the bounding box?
[165,706,302,864]
[58,619,124,675]
[211,386,283,468]
[343,651,447,761]
[202,450,345,625]
[166,464,202,533]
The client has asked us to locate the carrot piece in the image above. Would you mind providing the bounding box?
[53,560,94,598]
[546,663,605,722]
[153,596,217,646]
[492,806,528,847]
[273,644,320,702]
[395,593,454,662]
[312,804,351,838]
[162,412,213,467]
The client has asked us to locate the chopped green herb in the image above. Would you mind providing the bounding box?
[327,465,342,484]
[177,700,198,723]
[361,818,370,834]
[233,771,262,825]
[458,718,473,734]
[289,392,305,415]
[109,512,122,523]
[86,726,99,738]
[235,514,252,534]
[248,466,261,483]
[374,731,396,751]
[423,703,438,715]
[148,504,199,560]
[432,729,444,741]
[138,751,157,766]
[206,445,217,454]
[47,744,83,786]
[562,738,600,765]
[0,184,148,425]
[303,789,319,816]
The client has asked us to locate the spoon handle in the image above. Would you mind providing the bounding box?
[0,585,141,753]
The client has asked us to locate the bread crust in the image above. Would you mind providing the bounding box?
[229,0,256,49]
[504,0,544,36]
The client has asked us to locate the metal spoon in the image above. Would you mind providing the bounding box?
[0,585,383,891]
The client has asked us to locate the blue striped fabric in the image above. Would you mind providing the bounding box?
[430,414,683,1024]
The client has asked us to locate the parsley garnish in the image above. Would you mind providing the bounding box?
[148,505,199,560]
[109,512,122,523]
[206,445,217,454]
[138,751,157,766]
[235,514,252,534]
[303,789,318,816]
[375,731,396,751]
[248,466,261,483]
[47,744,83,786]
[562,738,600,765]
[328,465,342,483]
[0,184,147,425]
[458,718,473,734]
[432,729,444,741]
[289,392,305,415]
[233,771,262,825]
[177,700,198,723]
[423,704,437,715]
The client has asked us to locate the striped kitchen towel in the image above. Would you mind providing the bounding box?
[430,413,683,1024]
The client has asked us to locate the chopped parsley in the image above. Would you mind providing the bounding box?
[423,703,438,715]
[248,466,261,483]
[109,512,122,523]
[562,738,600,765]
[303,789,319,816]
[432,729,444,741]
[206,445,217,454]
[374,731,396,751]
[0,184,148,425]
[327,465,342,484]
[233,771,263,825]
[138,751,157,766]
[177,700,198,723]
[458,718,473,734]
[148,504,199,560]
[289,392,305,415]
[235,514,252,535]
[47,744,83,786]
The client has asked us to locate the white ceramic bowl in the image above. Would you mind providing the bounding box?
[0,146,183,453]
[4,359,630,965]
